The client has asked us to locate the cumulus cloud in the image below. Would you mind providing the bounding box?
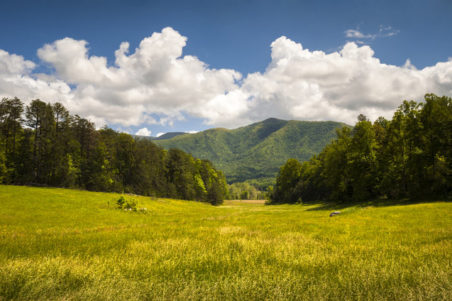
[0,49,73,110]
[230,37,451,123]
[135,127,151,136]
[0,49,35,75]
[0,27,451,128]
[2,27,241,127]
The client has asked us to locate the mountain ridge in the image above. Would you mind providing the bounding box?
[153,118,349,185]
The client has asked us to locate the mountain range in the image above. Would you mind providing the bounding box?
[150,118,348,186]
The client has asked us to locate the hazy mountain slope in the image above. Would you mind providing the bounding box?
[152,132,187,140]
[154,118,348,183]
[135,132,187,140]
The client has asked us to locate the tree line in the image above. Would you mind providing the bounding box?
[228,182,267,200]
[0,98,227,205]
[270,94,452,204]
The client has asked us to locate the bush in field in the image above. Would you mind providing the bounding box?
[116,196,138,211]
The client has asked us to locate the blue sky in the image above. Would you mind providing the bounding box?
[1,0,451,136]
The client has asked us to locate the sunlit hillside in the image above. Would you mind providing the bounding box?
[155,118,348,184]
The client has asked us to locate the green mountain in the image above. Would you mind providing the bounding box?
[154,118,348,185]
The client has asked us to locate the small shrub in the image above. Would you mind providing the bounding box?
[116,196,126,208]
[116,196,138,211]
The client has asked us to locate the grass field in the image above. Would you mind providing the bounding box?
[0,185,451,300]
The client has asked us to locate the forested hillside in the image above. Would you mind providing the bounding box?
[0,98,227,204]
[270,94,452,204]
[155,118,347,185]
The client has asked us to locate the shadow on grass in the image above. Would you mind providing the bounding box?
[304,197,451,211]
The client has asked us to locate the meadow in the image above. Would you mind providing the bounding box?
[0,185,451,300]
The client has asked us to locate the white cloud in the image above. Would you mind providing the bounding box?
[345,26,399,41]
[0,49,35,75]
[3,27,241,127]
[0,49,73,110]
[378,25,399,37]
[229,38,451,124]
[156,132,165,137]
[345,29,374,39]
[0,27,451,129]
[135,127,151,136]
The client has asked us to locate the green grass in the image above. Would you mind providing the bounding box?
[0,185,451,300]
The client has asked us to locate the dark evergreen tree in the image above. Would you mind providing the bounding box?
[0,97,24,182]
